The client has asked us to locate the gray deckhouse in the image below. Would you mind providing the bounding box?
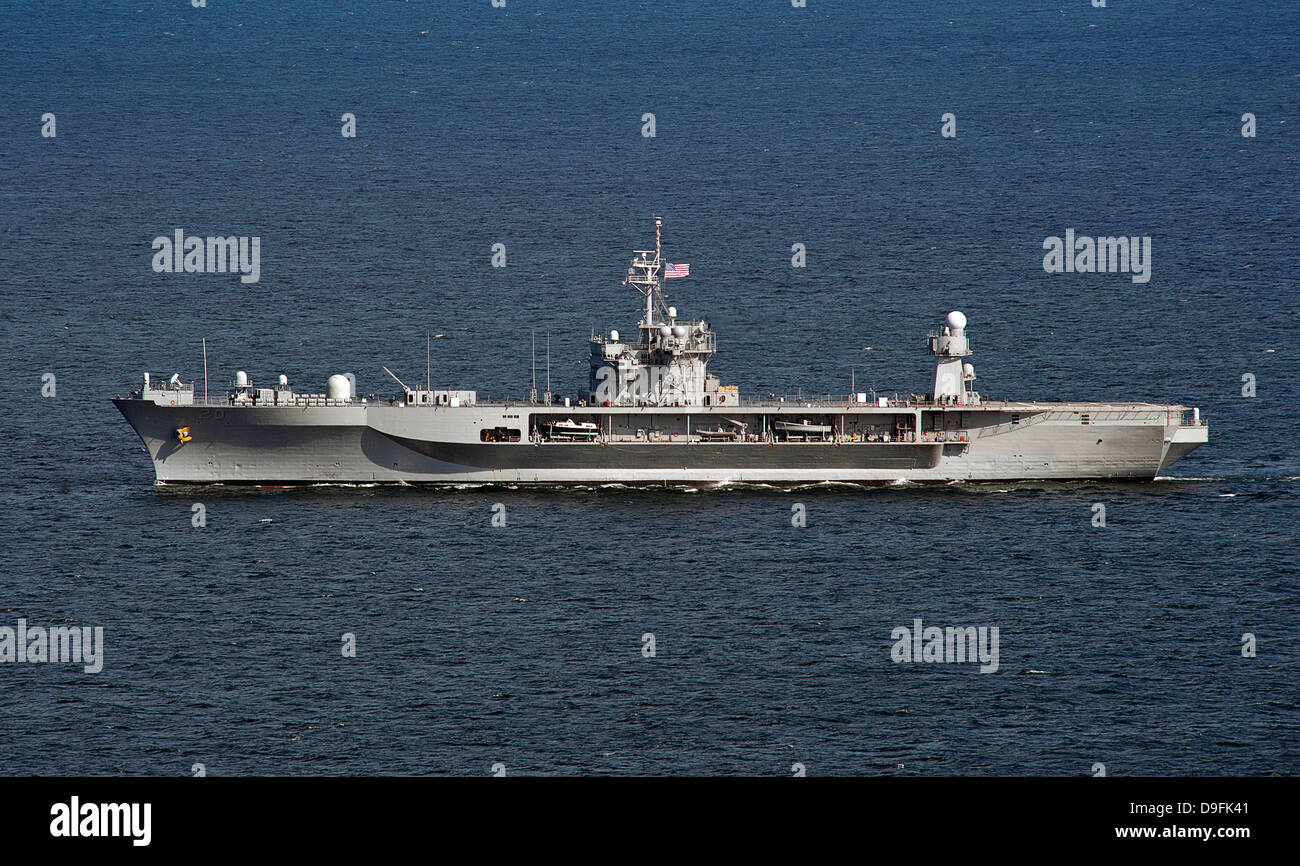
[588,218,737,408]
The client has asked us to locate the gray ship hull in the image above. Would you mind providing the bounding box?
[113,399,1208,485]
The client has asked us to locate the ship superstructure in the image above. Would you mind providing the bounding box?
[588,218,726,408]
[114,219,1208,485]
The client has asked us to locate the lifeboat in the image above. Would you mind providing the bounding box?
[543,419,599,440]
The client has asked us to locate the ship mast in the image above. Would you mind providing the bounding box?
[625,216,665,337]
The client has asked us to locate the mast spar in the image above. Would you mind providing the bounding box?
[624,215,665,334]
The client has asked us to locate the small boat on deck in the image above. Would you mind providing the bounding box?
[696,426,740,441]
[773,419,833,440]
[696,417,747,441]
[543,419,599,440]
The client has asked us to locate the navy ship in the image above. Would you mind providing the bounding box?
[114,219,1208,485]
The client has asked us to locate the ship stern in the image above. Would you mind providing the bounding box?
[1158,414,1209,471]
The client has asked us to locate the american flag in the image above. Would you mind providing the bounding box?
[664,262,690,279]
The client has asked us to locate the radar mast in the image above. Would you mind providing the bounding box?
[624,216,668,334]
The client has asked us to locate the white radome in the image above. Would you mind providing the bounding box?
[234,370,250,387]
[327,374,351,401]
[946,311,967,330]
[609,330,619,342]
[672,325,687,338]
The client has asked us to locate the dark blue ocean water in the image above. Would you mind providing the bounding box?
[0,1,1296,775]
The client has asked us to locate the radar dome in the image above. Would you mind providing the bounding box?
[667,306,677,319]
[659,325,672,337]
[278,374,288,387]
[672,325,687,338]
[327,374,351,401]
[963,363,976,379]
[946,311,967,330]
[234,370,250,387]
[609,330,619,342]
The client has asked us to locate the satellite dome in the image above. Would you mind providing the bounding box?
[278,374,288,387]
[667,306,677,319]
[609,330,619,342]
[659,325,672,337]
[946,311,967,330]
[672,325,687,338]
[963,363,976,379]
[234,370,250,387]
[327,374,351,401]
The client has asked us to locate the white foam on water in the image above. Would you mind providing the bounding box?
[290,482,386,488]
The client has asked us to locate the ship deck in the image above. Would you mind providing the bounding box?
[467,399,1197,412]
